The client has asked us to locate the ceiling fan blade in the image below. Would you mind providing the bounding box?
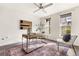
[34,3,40,8]
[33,8,40,13]
[43,3,53,9]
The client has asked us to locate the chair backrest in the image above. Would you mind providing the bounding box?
[69,35,78,44]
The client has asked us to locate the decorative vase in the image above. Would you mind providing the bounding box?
[63,34,71,42]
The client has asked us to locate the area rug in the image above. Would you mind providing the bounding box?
[0,40,69,56]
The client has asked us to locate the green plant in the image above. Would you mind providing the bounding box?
[65,29,71,34]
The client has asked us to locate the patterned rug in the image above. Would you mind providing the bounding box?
[0,39,69,56]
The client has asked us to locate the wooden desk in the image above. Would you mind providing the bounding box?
[22,33,45,53]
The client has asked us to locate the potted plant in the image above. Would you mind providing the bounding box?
[63,27,71,42]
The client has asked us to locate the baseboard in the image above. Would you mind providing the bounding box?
[0,42,22,50]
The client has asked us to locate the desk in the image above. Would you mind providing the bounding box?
[22,33,45,53]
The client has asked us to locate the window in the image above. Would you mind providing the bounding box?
[60,13,71,36]
[40,18,51,35]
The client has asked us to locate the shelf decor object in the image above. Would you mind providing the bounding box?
[20,20,32,30]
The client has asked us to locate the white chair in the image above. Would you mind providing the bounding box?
[57,35,77,56]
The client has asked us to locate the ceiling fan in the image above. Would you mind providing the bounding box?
[33,3,53,13]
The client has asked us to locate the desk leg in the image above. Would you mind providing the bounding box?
[57,41,59,56]
[22,36,23,49]
[26,37,29,52]
[72,45,77,56]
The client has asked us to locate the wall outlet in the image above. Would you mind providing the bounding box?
[2,38,4,40]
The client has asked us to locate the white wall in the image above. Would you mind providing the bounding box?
[0,4,40,46]
[71,7,79,46]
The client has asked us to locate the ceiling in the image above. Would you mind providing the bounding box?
[0,3,79,18]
